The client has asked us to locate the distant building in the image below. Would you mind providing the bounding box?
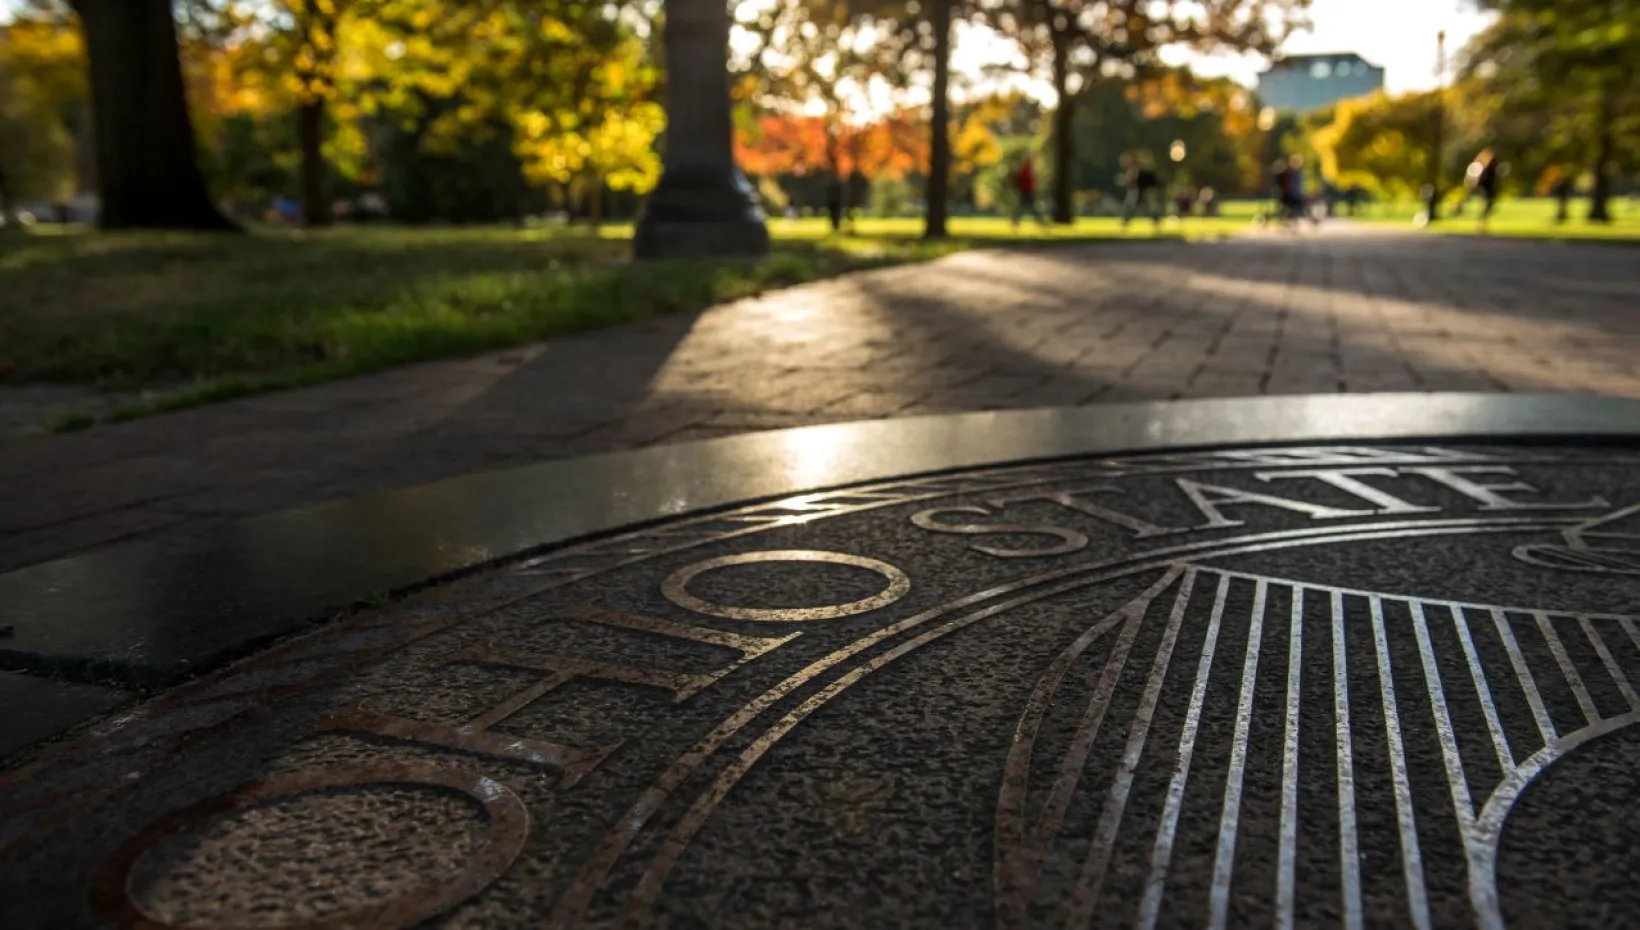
[1257,53,1386,114]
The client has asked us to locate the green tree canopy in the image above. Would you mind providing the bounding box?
[1464,0,1640,219]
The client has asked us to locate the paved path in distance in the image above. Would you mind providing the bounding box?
[4,228,1638,572]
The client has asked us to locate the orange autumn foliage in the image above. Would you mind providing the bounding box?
[737,110,929,180]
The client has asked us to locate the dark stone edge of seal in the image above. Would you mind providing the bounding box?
[0,672,130,759]
[1,392,1636,752]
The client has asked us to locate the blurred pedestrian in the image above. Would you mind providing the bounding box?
[273,196,301,225]
[1120,153,1163,229]
[1274,155,1311,228]
[1176,186,1197,218]
[1465,148,1501,232]
[1268,158,1290,225]
[1344,185,1365,217]
[825,176,843,232]
[1551,172,1575,224]
[847,169,868,229]
[1011,155,1046,228]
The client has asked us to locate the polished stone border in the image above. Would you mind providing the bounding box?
[3,393,1639,695]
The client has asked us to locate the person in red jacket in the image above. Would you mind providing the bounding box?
[1012,155,1047,228]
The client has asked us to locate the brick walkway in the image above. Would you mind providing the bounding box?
[4,228,1638,572]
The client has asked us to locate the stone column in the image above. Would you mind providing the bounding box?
[634,0,769,259]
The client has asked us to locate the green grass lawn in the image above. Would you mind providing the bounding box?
[1348,196,1640,242]
[0,214,1248,429]
[769,211,1258,240]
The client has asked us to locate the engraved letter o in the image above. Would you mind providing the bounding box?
[661,550,911,622]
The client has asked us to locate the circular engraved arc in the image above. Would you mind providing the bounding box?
[995,572,1640,930]
[89,764,530,930]
[10,454,1464,863]
[580,517,1581,927]
[1513,543,1640,575]
[1469,711,1640,928]
[7,451,1634,929]
[0,449,1602,831]
[660,549,910,622]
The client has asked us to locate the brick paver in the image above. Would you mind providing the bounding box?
[4,228,1638,572]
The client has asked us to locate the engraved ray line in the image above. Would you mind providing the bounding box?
[1578,615,1640,711]
[27,517,1576,831]
[599,520,1578,927]
[1208,578,1268,930]
[1462,605,1640,930]
[1197,565,1639,628]
[1491,608,1559,744]
[630,524,1628,927]
[617,564,1197,929]
[1062,567,1200,929]
[580,581,1120,929]
[5,453,1620,901]
[1370,597,1432,930]
[1621,617,1640,664]
[1138,573,1232,930]
[5,485,1605,838]
[1534,611,1600,724]
[1452,607,1516,773]
[612,530,1639,930]
[1275,587,1304,930]
[1411,602,1501,930]
[1027,573,1177,854]
[1332,590,1365,930]
[992,566,1185,928]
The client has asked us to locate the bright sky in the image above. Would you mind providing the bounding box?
[943,0,1497,103]
[0,0,1495,100]
[729,0,1496,116]
[1170,0,1496,95]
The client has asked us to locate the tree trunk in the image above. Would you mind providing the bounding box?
[71,0,236,231]
[923,0,953,239]
[0,157,15,229]
[827,125,842,232]
[74,98,96,198]
[298,98,332,227]
[1050,29,1075,225]
[847,132,865,230]
[295,3,336,228]
[1588,89,1615,224]
[1426,88,1444,223]
[633,0,767,258]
